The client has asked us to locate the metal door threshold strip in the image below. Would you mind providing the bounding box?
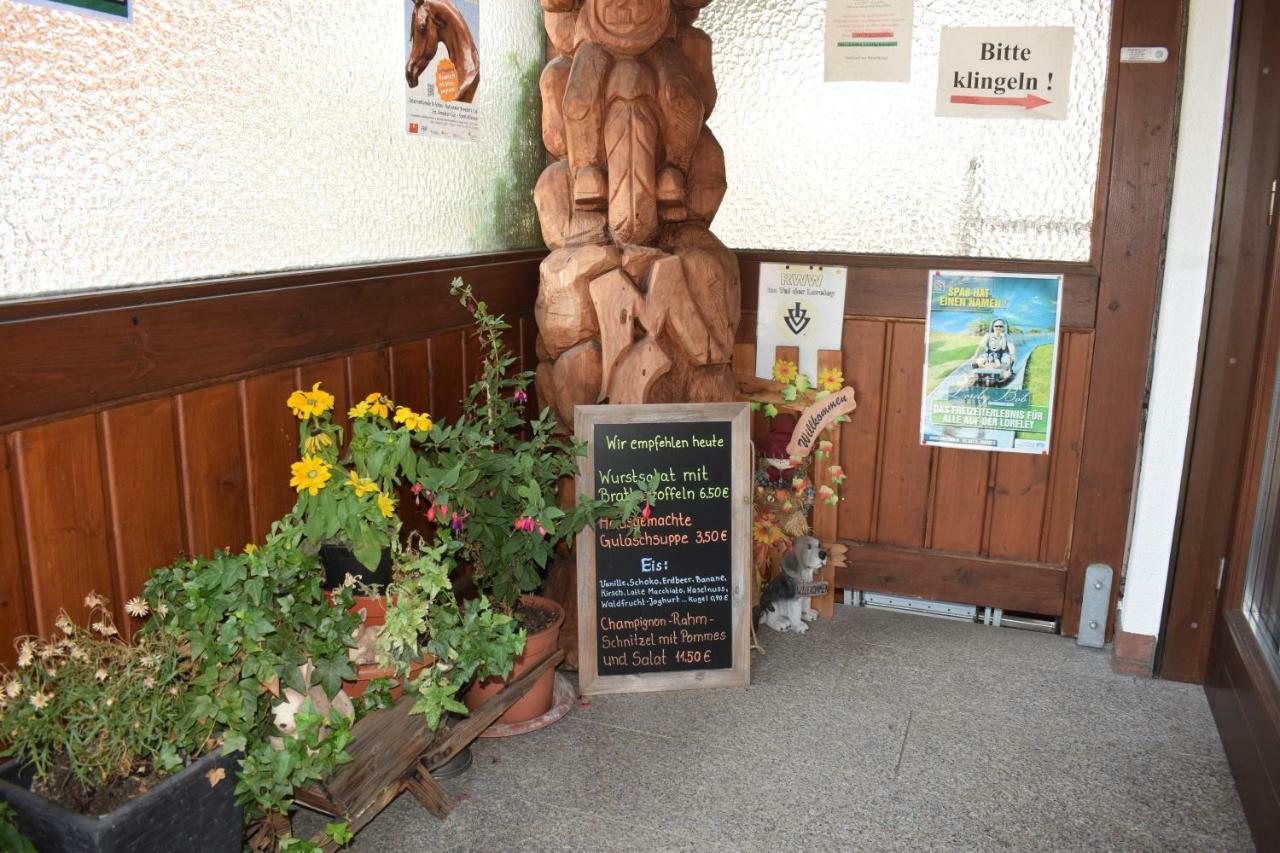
[841,590,1058,633]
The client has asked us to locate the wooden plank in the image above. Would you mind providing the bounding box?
[873,323,932,548]
[0,254,544,432]
[1205,612,1280,848]
[836,541,1067,615]
[1163,0,1280,679]
[1040,331,1092,564]
[389,340,431,415]
[428,331,466,425]
[176,384,251,556]
[927,449,991,555]
[0,439,35,665]
[10,417,115,634]
[986,453,1050,561]
[100,399,185,636]
[810,350,841,618]
[1065,0,1185,638]
[836,319,886,542]
[737,252,1098,329]
[346,349,391,405]
[239,371,301,543]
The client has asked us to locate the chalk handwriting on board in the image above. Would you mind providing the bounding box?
[576,404,752,696]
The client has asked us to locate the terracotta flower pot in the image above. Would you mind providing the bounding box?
[464,594,564,725]
[343,657,432,701]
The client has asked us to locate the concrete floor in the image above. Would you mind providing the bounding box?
[312,606,1253,851]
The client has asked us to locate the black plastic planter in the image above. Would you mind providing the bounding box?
[0,749,242,853]
[319,544,393,589]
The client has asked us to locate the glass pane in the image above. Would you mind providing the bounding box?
[0,1,545,299]
[699,0,1112,260]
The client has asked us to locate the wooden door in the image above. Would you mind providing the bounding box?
[737,0,1185,636]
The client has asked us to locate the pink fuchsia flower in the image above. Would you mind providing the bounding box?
[450,512,465,533]
[513,516,536,532]
[514,390,528,405]
[411,483,423,496]
[641,503,651,520]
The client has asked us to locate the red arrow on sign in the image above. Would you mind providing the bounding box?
[950,93,1052,110]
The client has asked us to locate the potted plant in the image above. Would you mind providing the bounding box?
[0,597,242,852]
[411,280,650,726]
[337,533,525,724]
[285,382,428,587]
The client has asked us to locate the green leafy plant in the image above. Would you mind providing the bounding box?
[411,279,651,611]
[140,523,361,828]
[0,802,36,853]
[0,596,207,811]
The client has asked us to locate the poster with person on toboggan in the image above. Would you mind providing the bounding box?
[920,270,1063,455]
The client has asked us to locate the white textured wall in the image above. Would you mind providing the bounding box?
[0,0,544,299]
[1121,0,1235,639]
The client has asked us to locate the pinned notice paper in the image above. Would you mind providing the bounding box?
[825,0,914,83]
[936,27,1074,120]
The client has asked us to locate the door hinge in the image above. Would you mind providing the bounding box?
[1270,179,1277,226]
[1216,557,1226,592]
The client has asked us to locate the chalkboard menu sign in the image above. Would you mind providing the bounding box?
[575,403,751,696]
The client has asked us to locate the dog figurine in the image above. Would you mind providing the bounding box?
[756,535,828,633]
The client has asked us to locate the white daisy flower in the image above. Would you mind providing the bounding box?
[125,598,150,618]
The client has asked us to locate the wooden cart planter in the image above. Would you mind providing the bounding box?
[286,648,566,851]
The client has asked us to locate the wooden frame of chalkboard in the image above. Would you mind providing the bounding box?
[575,403,752,696]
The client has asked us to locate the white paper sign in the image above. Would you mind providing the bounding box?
[405,0,481,142]
[824,0,914,83]
[754,264,848,385]
[936,27,1074,121]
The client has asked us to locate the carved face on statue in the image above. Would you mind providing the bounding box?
[581,0,672,55]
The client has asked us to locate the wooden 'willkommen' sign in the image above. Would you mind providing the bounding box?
[575,404,752,696]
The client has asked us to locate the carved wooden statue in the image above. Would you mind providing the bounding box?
[533,0,740,422]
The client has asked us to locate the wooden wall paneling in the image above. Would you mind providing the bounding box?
[1040,331,1093,564]
[928,449,991,555]
[100,399,186,636]
[176,384,251,556]
[873,322,933,548]
[428,331,467,425]
[10,417,116,634]
[239,370,302,543]
[1065,0,1185,638]
[347,348,392,405]
[389,340,432,415]
[0,439,35,664]
[986,453,1051,563]
[837,319,887,542]
[836,542,1067,615]
[0,252,545,433]
[299,357,351,436]
[810,349,841,618]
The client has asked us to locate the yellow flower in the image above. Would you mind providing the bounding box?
[344,470,379,498]
[290,455,332,496]
[304,433,333,455]
[772,359,799,384]
[362,393,393,419]
[394,407,433,432]
[377,493,396,519]
[818,367,844,392]
[287,383,335,420]
[243,543,258,554]
[348,401,371,419]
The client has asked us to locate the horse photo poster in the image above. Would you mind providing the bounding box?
[919,270,1063,455]
[12,0,130,21]
[404,0,480,142]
